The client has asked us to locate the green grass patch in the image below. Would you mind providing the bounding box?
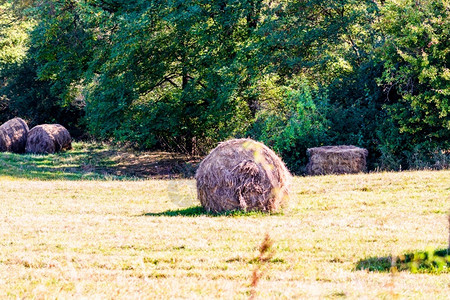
[142,206,280,217]
[0,141,198,180]
[0,142,124,180]
[142,206,207,217]
[356,248,450,273]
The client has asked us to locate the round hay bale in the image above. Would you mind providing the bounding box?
[195,138,292,213]
[25,124,72,154]
[306,145,368,175]
[0,117,29,153]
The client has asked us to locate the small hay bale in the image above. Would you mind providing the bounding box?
[306,145,368,175]
[195,138,292,213]
[0,117,29,153]
[25,124,72,154]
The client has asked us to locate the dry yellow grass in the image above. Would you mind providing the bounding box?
[0,170,449,298]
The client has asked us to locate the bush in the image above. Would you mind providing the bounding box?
[0,58,86,138]
[249,75,329,173]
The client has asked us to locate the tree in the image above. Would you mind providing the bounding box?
[31,0,265,152]
[250,0,385,170]
[376,0,450,168]
[1,0,448,171]
[0,0,85,132]
[0,0,35,122]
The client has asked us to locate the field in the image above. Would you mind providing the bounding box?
[1,143,449,298]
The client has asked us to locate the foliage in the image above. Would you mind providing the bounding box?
[0,0,84,132]
[376,0,450,169]
[250,0,387,170]
[0,1,34,68]
[249,75,329,173]
[0,0,448,170]
[0,56,86,135]
[356,248,450,274]
[0,1,35,122]
[29,0,264,153]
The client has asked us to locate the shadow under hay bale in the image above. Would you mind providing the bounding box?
[25,124,72,154]
[195,138,292,213]
[0,117,29,153]
[306,145,368,175]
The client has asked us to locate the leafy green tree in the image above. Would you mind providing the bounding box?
[0,1,35,122]
[31,0,265,152]
[0,0,85,132]
[376,0,450,168]
[1,0,448,171]
[0,2,34,67]
[249,75,330,172]
[1,56,86,135]
[250,0,385,170]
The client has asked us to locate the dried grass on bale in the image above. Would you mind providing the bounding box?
[0,117,29,153]
[25,124,72,154]
[195,138,292,213]
[306,145,368,175]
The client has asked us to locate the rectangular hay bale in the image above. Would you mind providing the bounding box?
[306,145,368,175]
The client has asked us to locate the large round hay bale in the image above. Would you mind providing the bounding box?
[25,124,72,154]
[195,138,292,213]
[0,117,29,153]
[306,145,368,175]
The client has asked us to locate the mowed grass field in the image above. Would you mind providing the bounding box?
[0,144,449,298]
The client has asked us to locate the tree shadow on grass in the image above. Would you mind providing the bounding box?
[141,206,278,217]
[356,248,450,273]
[0,142,200,180]
[0,145,126,180]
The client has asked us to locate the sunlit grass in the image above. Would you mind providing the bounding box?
[0,141,199,180]
[0,142,122,180]
[0,148,449,298]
